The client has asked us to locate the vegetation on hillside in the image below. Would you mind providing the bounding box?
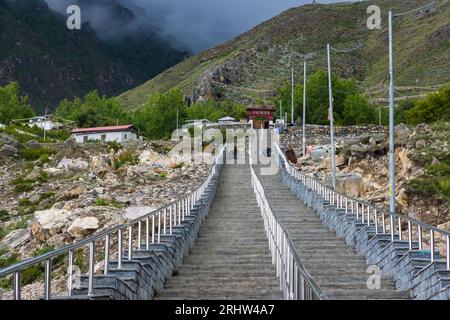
[0,82,34,124]
[55,91,131,128]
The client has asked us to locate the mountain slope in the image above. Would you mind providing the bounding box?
[0,0,189,111]
[117,0,450,109]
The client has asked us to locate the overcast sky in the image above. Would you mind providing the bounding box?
[45,0,354,53]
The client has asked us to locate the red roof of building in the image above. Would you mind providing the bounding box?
[247,104,276,111]
[71,125,135,134]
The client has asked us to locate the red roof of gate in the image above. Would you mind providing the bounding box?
[71,125,135,134]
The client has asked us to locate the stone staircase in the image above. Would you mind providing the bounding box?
[155,165,282,300]
[255,166,410,300]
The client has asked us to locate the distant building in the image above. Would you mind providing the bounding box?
[182,119,212,129]
[217,116,236,124]
[247,104,276,129]
[27,115,62,131]
[71,125,139,143]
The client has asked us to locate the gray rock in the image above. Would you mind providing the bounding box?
[68,217,99,238]
[1,229,30,249]
[123,206,156,221]
[26,140,41,150]
[0,144,18,157]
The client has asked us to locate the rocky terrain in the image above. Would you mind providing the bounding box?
[280,123,450,229]
[0,134,211,299]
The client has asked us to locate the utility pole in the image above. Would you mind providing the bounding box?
[279,100,283,126]
[291,68,294,125]
[302,61,307,156]
[327,44,337,190]
[388,11,396,217]
[43,108,47,142]
[176,108,179,137]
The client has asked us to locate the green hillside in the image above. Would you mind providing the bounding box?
[117,0,450,109]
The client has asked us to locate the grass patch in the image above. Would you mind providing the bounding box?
[95,197,123,209]
[409,163,450,202]
[159,171,168,180]
[10,171,49,194]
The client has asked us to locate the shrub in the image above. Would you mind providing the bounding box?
[113,150,139,170]
[0,209,9,222]
[18,147,56,161]
[107,141,122,152]
[159,172,168,180]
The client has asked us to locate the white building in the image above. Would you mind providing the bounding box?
[71,125,139,143]
[27,116,62,131]
[217,116,237,124]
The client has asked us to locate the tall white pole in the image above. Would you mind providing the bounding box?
[302,61,307,156]
[388,11,396,217]
[43,108,47,142]
[176,108,179,137]
[291,68,294,125]
[327,44,337,190]
[279,100,283,125]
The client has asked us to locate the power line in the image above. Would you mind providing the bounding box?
[394,1,438,17]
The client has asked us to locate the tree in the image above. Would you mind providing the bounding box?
[55,90,129,127]
[342,94,376,125]
[273,70,359,125]
[406,86,450,125]
[0,82,34,124]
[133,89,187,139]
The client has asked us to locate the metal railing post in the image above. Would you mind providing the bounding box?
[87,242,94,296]
[44,259,52,300]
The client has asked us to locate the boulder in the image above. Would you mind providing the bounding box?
[139,150,171,168]
[0,144,18,157]
[284,149,297,164]
[68,217,99,238]
[395,124,411,144]
[350,144,369,157]
[396,148,413,176]
[59,184,86,201]
[123,206,156,221]
[25,167,45,181]
[26,140,41,150]
[415,139,426,149]
[57,158,89,171]
[336,174,366,198]
[31,209,71,241]
[0,229,30,249]
[336,154,347,167]
[43,167,66,178]
[311,146,329,161]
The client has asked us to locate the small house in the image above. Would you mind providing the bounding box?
[71,125,139,143]
[217,116,236,124]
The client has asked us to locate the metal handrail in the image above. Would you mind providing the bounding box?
[248,148,328,300]
[274,142,450,270]
[0,147,226,300]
